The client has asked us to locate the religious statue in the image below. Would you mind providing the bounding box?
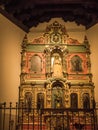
[52,54,63,77]
[83,93,90,109]
[54,89,63,108]
[25,92,32,112]
[37,93,44,110]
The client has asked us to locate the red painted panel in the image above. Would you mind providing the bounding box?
[25,52,46,79]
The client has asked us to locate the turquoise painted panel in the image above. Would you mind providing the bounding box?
[26,44,86,53]
[27,44,45,52]
[68,45,86,52]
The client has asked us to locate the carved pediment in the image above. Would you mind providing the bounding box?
[44,21,68,44]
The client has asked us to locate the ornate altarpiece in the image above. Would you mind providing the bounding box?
[19,21,95,129]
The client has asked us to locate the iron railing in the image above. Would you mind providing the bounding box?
[0,102,98,130]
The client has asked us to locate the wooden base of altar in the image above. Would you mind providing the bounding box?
[22,123,47,130]
[18,123,96,130]
[70,124,96,130]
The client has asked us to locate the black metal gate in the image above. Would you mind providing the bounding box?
[0,102,98,130]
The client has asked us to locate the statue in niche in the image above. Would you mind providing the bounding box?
[25,92,32,112]
[71,93,78,109]
[83,93,90,109]
[53,86,63,108]
[71,55,82,72]
[52,53,63,77]
[37,93,44,110]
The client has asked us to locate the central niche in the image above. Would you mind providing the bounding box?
[52,82,64,108]
[51,52,63,77]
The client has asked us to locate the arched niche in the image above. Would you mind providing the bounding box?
[83,93,90,109]
[70,93,78,109]
[71,55,83,72]
[30,54,42,73]
[51,53,63,77]
[24,92,32,112]
[50,47,63,76]
[37,93,44,109]
[51,82,64,108]
[44,45,68,78]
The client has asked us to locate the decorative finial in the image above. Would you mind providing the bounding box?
[83,35,90,53]
[22,34,28,50]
